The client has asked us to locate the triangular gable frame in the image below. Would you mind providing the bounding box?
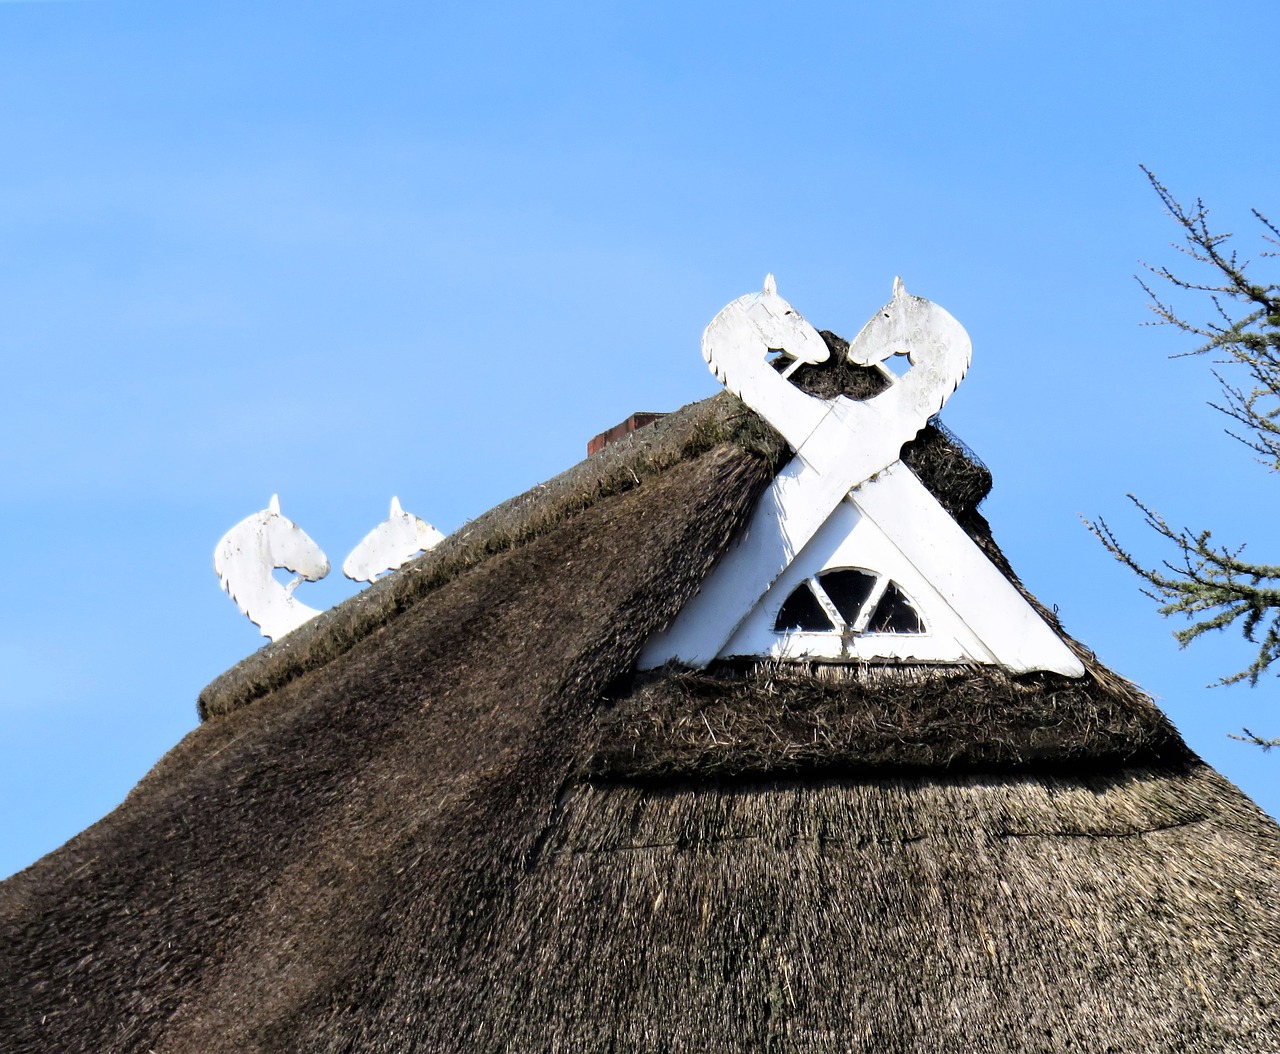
[637,276,1084,677]
[714,461,1083,673]
[719,480,991,664]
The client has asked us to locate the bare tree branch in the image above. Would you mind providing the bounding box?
[1088,170,1280,744]
[1137,167,1280,467]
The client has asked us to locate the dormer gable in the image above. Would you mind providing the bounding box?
[639,276,1084,677]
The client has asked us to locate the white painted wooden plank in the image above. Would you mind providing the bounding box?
[640,275,1084,677]
[640,277,975,669]
[718,490,996,664]
[848,463,1085,675]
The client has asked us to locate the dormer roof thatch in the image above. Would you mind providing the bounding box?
[3,335,1279,1053]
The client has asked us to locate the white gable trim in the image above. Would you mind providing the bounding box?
[637,276,1084,677]
[851,463,1082,673]
[713,463,1083,673]
[637,449,852,669]
[719,485,993,664]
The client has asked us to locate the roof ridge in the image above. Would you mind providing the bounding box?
[197,392,784,721]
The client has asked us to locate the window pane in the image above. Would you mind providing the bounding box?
[774,582,835,632]
[816,569,878,624]
[867,582,924,634]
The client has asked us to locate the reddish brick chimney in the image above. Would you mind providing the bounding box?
[587,412,666,456]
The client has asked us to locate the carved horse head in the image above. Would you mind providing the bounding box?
[703,274,971,453]
[739,273,831,377]
[342,496,445,583]
[846,276,972,423]
[214,495,330,641]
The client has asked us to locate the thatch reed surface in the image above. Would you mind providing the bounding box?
[587,663,1192,780]
[197,390,784,722]
[3,340,1279,1051]
[1,443,774,1053]
[511,766,1280,1053]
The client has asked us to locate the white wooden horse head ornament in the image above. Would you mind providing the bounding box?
[215,495,446,642]
[342,496,446,584]
[639,275,1083,676]
[703,273,970,457]
[214,495,331,642]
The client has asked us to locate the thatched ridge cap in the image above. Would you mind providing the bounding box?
[198,391,780,721]
[197,340,1139,727]
[586,662,1191,781]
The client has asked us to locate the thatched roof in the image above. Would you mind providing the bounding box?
[3,334,1279,1053]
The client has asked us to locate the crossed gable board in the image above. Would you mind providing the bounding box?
[638,457,1084,675]
[637,279,1084,678]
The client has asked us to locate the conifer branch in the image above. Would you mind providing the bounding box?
[1089,170,1280,742]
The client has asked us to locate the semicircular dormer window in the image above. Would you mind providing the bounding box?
[773,568,925,635]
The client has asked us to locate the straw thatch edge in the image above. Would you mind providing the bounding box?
[197,393,783,721]
[585,662,1192,780]
[197,329,1141,724]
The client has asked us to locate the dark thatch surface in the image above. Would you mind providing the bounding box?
[0,442,774,1054]
[512,766,1280,1053]
[585,663,1192,781]
[195,389,785,722]
[3,332,1280,1052]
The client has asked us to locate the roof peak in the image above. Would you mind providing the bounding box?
[642,277,1081,676]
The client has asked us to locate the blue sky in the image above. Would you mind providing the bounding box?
[2,0,1277,878]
